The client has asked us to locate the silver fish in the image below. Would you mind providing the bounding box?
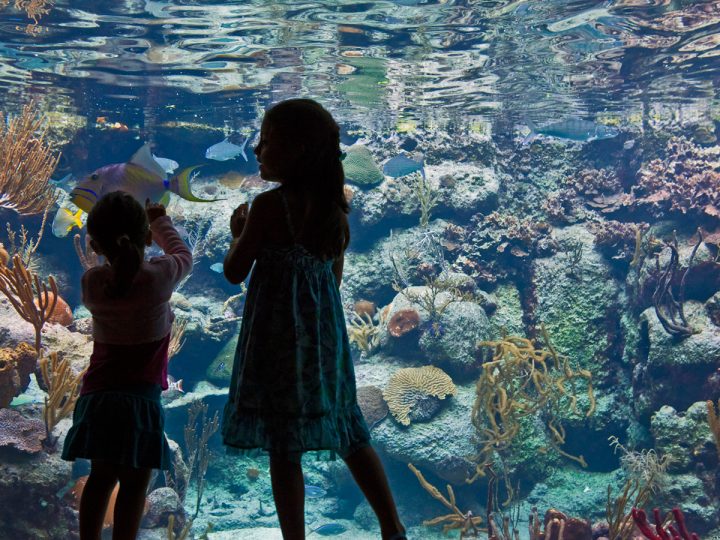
[523,118,620,145]
[206,136,250,162]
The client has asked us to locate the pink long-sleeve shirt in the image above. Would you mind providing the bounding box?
[80,215,192,395]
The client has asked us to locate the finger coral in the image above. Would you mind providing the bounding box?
[383,365,456,426]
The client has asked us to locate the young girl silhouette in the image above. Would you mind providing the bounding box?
[221,99,406,540]
[62,191,192,540]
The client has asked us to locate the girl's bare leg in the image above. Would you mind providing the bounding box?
[343,445,405,539]
[112,465,152,540]
[80,460,119,540]
[270,453,306,540]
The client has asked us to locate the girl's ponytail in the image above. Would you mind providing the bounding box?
[105,234,143,298]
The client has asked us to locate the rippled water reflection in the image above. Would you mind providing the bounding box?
[0,0,718,128]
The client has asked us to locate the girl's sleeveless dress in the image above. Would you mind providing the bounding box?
[221,189,370,460]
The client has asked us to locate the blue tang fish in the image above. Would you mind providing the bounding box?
[206,135,250,162]
[383,153,425,178]
[69,143,219,213]
[523,118,619,145]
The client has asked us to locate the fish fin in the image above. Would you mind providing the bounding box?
[130,143,167,179]
[71,209,84,228]
[159,192,171,206]
[522,117,538,145]
[171,166,223,203]
[240,135,249,162]
[177,379,184,393]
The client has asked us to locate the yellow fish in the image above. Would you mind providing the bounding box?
[51,207,84,238]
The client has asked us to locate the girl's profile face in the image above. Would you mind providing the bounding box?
[254,119,303,182]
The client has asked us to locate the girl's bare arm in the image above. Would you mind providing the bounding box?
[223,193,270,284]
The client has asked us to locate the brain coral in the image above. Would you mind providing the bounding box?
[383,366,456,426]
[356,385,388,430]
[342,144,384,186]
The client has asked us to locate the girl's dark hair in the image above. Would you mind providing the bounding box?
[86,191,148,298]
[264,98,349,259]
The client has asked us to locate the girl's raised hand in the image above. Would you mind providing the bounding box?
[145,198,166,223]
[230,203,249,238]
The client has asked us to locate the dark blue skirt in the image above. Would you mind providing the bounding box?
[61,384,171,470]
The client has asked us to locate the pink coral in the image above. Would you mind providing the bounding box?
[632,137,720,220]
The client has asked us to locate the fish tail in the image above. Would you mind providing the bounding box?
[171,166,220,203]
[240,135,249,162]
[177,379,184,393]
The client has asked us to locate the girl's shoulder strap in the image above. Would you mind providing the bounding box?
[276,188,296,241]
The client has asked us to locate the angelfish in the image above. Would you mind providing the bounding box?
[69,143,219,213]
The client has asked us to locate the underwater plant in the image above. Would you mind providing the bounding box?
[0,253,58,358]
[412,171,440,228]
[0,101,59,214]
[38,350,86,450]
[0,0,55,34]
[469,325,595,478]
[650,230,703,338]
[182,400,219,519]
[408,462,483,538]
[169,317,189,360]
[605,436,672,540]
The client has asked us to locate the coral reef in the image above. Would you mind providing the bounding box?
[464,211,556,263]
[383,366,456,426]
[0,341,35,407]
[631,137,720,221]
[590,221,643,265]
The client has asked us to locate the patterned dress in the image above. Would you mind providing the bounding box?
[221,189,370,460]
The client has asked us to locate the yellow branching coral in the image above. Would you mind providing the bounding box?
[0,254,58,357]
[470,325,595,475]
[408,463,483,537]
[708,400,720,459]
[0,101,59,214]
[383,366,456,426]
[39,350,86,448]
[348,311,382,355]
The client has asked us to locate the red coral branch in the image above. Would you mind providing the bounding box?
[631,507,700,540]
